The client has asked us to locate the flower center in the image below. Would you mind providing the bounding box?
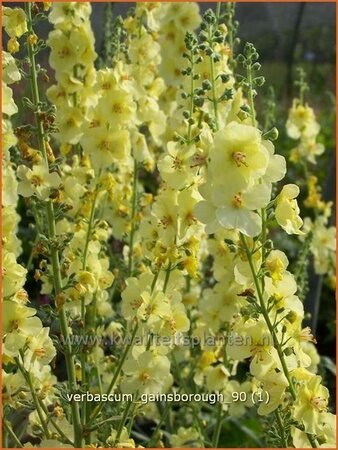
[34,348,46,358]
[232,151,248,167]
[231,192,243,208]
[112,103,123,113]
[310,396,327,412]
[139,371,150,384]
[130,297,143,310]
[31,175,43,187]
[172,156,182,170]
[161,215,173,228]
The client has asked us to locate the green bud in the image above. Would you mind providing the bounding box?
[252,62,262,71]
[262,127,279,141]
[237,54,245,64]
[237,110,249,121]
[202,79,212,91]
[194,97,204,107]
[203,10,216,25]
[253,76,265,87]
[220,73,230,83]
[284,347,293,356]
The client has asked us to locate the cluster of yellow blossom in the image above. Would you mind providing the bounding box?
[287,99,324,165]
[286,95,336,285]
[46,2,97,149]
[2,32,58,435]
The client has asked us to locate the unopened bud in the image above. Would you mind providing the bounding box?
[55,293,66,311]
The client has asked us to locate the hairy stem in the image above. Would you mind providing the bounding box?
[128,160,139,276]
[25,4,83,445]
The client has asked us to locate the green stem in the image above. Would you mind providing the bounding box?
[39,401,75,446]
[2,422,8,448]
[26,233,39,271]
[151,270,160,293]
[87,415,121,432]
[147,388,183,448]
[3,420,23,448]
[212,402,223,447]
[86,321,139,426]
[81,189,99,435]
[240,233,297,399]
[247,64,257,127]
[240,234,319,448]
[163,262,172,293]
[209,28,219,130]
[216,2,222,23]
[25,4,83,446]
[16,356,50,439]
[127,400,138,435]
[128,161,138,276]
[114,399,134,446]
[82,187,99,271]
[274,409,288,448]
[187,48,195,142]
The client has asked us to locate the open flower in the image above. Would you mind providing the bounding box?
[212,176,271,237]
[286,100,320,140]
[275,184,304,235]
[293,375,329,434]
[2,6,27,38]
[210,121,269,187]
[17,163,61,200]
[121,351,173,395]
[2,251,27,298]
[227,318,280,378]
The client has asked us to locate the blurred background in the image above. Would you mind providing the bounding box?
[89,2,336,101]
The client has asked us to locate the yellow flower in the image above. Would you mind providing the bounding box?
[256,370,288,415]
[286,100,320,140]
[304,176,326,210]
[265,250,289,284]
[210,121,269,187]
[158,141,197,190]
[297,138,325,165]
[81,127,131,170]
[96,89,136,127]
[17,163,61,200]
[7,37,20,54]
[206,364,230,391]
[275,184,304,235]
[3,300,42,337]
[47,28,96,73]
[2,51,21,84]
[2,7,27,38]
[227,318,280,379]
[49,2,92,30]
[202,175,271,237]
[152,189,178,245]
[264,272,304,318]
[55,106,84,145]
[2,82,18,116]
[106,427,136,448]
[2,251,27,298]
[121,351,173,395]
[171,427,201,448]
[293,375,329,434]
[25,328,56,367]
